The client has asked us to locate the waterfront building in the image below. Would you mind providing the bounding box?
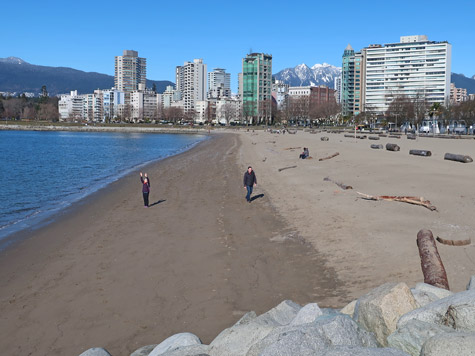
[208,68,231,99]
[364,35,451,115]
[450,83,468,104]
[271,80,289,110]
[177,59,207,113]
[58,90,84,121]
[334,75,342,103]
[288,85,336,121]
[341,44,365,116]
[242,53,272,124]
[130,84,160,121]
[114,50,147,103]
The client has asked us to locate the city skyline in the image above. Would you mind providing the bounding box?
[2,0,475,93]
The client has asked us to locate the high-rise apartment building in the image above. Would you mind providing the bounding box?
[450,83,468,104]
[242,53,272,123]
[342,35,451,117]
[334,75,342,103]
[176,59,207,113]
[208,68,231,99]
[114,50,147,101]
[365,36,451,115]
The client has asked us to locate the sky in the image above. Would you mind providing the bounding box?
[2,0,474,92]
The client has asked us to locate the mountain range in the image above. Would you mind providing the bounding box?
[0,57,173,96]
[273,63,341,88]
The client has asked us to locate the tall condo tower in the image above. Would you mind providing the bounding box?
[114,50,147,99]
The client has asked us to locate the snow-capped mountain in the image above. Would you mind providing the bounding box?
[0,56,28,65]
[273,63,341,88]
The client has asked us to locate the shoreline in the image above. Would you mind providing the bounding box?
[0,131,209,249]
[0,133,335,355]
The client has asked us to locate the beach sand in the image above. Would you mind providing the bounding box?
[238,129,475,300]
[0,133,337,355]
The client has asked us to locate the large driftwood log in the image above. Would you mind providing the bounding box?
[388,135,401,139]
[320,136,329,141]
[386,143,400,151]
[323,177,353,190]
[436,236,471,246]
[444,153,473,163]
[357,192,437,211]
[410,149,432,157]
[407,134,416,140]
[278,165,297,172]
[319,152,339,161]
[417,229,450,290]
[368,136,380,140]
[371,144,384,149]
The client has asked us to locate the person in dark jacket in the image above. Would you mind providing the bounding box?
[243,166,257,203]
[140,172,150,207]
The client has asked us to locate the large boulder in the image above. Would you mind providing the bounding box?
[158,345,210,356]
[398,289,475,331]
[387,319,454,356]
[247,314,378,356]
[290,303,323,326]
[354,283,418,346]
[421,332,475,356]
[209,301,300,356]
[78,349,112,356]
[321,346,410,355]
[411,283,454,307]
[130,344,158,356]
[149,333,202,356]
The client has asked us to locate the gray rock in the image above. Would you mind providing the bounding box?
[398,289,475,332]
[78,348,112,356]
[323,346,411,355]
[247,314,378,356]
[411,288,439,308]
[340,300,357,318]
[253,300,301,326]
[130,344,158,356]
[290,303,323,326]
[421,332,475,356]
[234,311,257,326]
[387,319,454,356]
[149,333,202,356]
[414,283,453,300]
[159,345,210,356]
[354,282,418,346]
[467,276,475,290]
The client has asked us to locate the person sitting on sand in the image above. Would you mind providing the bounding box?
[140,172,150,207]
[299,147,309,159]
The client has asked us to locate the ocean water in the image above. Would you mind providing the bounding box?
[0,130,206,247]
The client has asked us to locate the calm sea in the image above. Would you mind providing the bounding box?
[0,130,206,247]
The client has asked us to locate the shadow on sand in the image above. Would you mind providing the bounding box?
[250,194,264,202]
[149,199,167,207]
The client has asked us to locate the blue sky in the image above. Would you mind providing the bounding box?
[2,0,474,92]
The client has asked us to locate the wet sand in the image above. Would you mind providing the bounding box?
[0,133,338,355]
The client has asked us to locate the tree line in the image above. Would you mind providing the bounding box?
[0,86,59,121]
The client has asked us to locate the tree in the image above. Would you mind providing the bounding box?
[152,83,157,93]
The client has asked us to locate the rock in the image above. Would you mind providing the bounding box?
[149,333,202,356]
[78,348,112,356]
[421,332,475,356]
[159,345,210,356]
[247,314,378,356]
[234,311,257,326]
[354,282,418,346]
[130,344,158,356]
[340,300,357,318]
[398,289,475,332]
[387,319,454,356]
[253,300,301,326]
[290,303,323,325]
[322,346,411,355]
[411,289,440,308]
[415,283,453,300]
[467,276,475,290]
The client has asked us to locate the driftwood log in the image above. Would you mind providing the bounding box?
[388,135,401,139]
[368,136,380,140]
[436,236,471,246]
[409,149,432,157]
[371,144,384,149]
[324,177,352,190]
[319,152,340,161]
[417,229,450,290]
[444,153,473,163]
[284,147,301,150]
[287,129,297,134]
[379,134,388,137]
[386,143,400,151]
[357,192,437,211]
[407,134,416,140]
[278,165,297,172]
[320,136,329,141]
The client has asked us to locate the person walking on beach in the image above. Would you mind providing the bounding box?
[243,166,257,203]
[140,172,150,207]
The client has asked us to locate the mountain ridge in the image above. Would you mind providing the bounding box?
[0,57,173,96]
[273,63,341,88]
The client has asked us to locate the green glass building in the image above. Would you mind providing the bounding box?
[242,53,272,124]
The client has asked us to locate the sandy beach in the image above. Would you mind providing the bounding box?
[1,129,475,355]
